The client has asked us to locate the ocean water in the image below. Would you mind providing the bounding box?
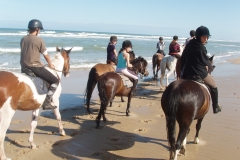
[0,28,240,71]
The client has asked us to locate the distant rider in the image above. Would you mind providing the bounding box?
[169,35,181,59]
[184,30,196,47]
[20,19,58,110]
[181,25,222,114]
[156,37,166,56]
[107,36,118,66]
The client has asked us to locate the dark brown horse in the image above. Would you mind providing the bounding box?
[161,56,214,160]
[84,51,135,113]
[152,53,164,79]
[96,56,148,128]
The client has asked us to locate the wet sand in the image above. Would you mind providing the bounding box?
[4,58,240,160]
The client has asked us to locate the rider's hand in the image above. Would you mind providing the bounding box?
[49,64,55,69]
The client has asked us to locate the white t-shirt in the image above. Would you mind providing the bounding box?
[157,42,165,50]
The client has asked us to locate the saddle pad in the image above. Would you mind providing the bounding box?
[193,81,211,98]
[25,74,49,95]
[118,74,133,88]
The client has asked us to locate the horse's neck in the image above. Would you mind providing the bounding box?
[45,53,64,78]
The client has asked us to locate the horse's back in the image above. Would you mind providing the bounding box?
[162,79,210,119]
[93,63,115,80]
[0,71,43,111]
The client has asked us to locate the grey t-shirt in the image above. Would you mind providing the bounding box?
[20,35,47,68]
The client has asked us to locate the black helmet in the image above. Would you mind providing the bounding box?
[122,40,132,48]
[159,37,163,40]
[196,26,211,38]
[110,35,117,41]
[28,19,43,30]
[190,30,196,37]
[173,35,178,40]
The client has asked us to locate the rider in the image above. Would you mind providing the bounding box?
[156,37,166,56]
[180,25,222,114]
[184,30,196,47]
[107,36,118,65]
[116,40,138,95]
[169,35,181,59]
[20,19,58,110]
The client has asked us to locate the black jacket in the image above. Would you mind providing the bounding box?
[181,38,210,79]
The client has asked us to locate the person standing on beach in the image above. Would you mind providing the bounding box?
[156,37,165,56]
[184,30,196,47]
[116,40,138,95]
[169,35,181,59]
[107,36,118,66]
[180,25,222,114]
[20,19,58,110]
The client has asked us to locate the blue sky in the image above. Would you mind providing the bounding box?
[0,0,240,41]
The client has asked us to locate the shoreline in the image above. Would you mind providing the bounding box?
[5,57,240,160]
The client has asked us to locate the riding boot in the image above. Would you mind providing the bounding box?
[131,79,138,96]
[42,83,58,110]
[210,87,222,114]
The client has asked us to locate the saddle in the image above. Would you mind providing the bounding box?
[21,68,50,95]
[118,73,133,88]
[187,75,211,96]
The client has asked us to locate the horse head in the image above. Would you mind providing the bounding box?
[131,56,148,77]
[208,54,215,74]
[56,46,72,77]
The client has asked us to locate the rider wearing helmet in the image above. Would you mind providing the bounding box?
[181,26,222,114]
[169,35,181,59]
[107,36,118,65]
[156,37,165,56]
[20,19,58,110]
[184,30,196,47]
[116,40,138,95]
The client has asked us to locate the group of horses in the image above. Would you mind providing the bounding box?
[0,46,215,160]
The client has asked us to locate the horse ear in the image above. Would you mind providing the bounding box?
[67,47,73,54]
[209,54,214,62]
[56,46,60,52]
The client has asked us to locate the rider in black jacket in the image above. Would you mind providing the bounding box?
[181,26,222,114]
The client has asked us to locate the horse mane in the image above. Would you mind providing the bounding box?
[131,56,148,67]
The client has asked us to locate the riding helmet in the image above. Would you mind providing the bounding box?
[190,30,196,37]
[110,35,118,41]
[159,37,163,40]
[173,35,178,40]
[196,26,211,38]
[28,19,43,30]
[122,40,132,48]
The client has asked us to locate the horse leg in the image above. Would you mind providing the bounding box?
[52,85,65,136]
[0,100,15,160]
[121,96,125,102]
[160,70,165,90]
[86,81,97,114]
[28,109,40,149]
[96,106,103,128]
[126,94,133,116]
[194,117,204,144]
[166,68,175,86]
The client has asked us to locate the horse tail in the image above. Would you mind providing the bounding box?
[84,67,97,104]
[164,86,180,151]
[97,75,108,108]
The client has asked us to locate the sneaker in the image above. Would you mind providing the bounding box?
[42,101,57,110]
[213,105,222,114]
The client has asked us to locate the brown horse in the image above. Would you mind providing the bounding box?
[161,56,215,160]
[152,53,164,79]
[0,47,72,160]
[84,51,135,113]
[96,56,148,128]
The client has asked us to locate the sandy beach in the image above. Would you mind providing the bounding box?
[4,57,240,160]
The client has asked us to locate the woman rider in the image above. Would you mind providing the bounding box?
[116,40,138,95]
[169,35,181,59]
[181,25,222,114]
[20,19,58,110]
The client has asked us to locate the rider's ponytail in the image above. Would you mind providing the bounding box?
[118,48,124,54]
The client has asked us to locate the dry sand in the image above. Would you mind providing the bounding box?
[4,58,240,160]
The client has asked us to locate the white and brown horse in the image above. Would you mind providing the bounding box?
[0,47,72,160]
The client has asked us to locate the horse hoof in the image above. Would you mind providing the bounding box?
[103,118,108,122]
[30,143,37,149]
[194,137,200,144]
[59,130,66,136]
